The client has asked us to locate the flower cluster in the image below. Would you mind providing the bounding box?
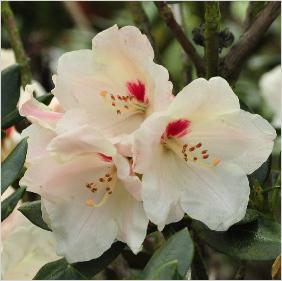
[19,25,276,263]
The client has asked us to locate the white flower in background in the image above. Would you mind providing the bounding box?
[1,188,58,280]
[19,84,148,263]
[259,65,281,128]
[53,25,173,155]
[1,48,16,70]
[133,77,276,231]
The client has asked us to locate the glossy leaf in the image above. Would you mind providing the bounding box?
[1,64,21,120]
[1,186,26,221]
[193,215,281,260]
[33,258,87,280]
[18,200,51,231]
[148,260,182,280]
[1,137,28,194]
[34,241,125,280]
[142,228,194,279]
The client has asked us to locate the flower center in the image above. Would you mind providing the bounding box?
[85,153,117,208]
[99,80,148,115]
[162,119,220,168]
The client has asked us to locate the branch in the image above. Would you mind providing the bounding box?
[221,1,280,85]
[1,1,32,87]
[204,1,221,78]
[243,1,266,31]
[154,1,205,77]
[128,2,161,63]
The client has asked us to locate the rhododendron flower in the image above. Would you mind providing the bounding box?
[52,25,173,154]
[1,188,58,280]
[133,77,276,231]
[19,86,148,262]
[259,65,281,128]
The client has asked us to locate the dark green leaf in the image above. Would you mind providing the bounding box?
[34,242,125,280]
[1,186,26,221]
[73,241,125,279]
[191,244,209,280]
[192,215,281,260]
[2,93,54,130]
[33,258,87,280]
[1,64,21,120]
[149,260,182,280]
[18,200,51,231]
[142,228,194,279]
[1,138,28,194]
[251,155,272,187]
[234,209,260,226]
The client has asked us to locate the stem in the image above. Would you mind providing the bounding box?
[154,1,205,77]
[243,1,266,31]
[1,1,32,87]
[221,1,280,85]
[204,1,221,78]
[128,2,161,63]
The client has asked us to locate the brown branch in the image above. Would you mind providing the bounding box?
[2,1,32,87]
[221,1,281,85]
[154,1,205,77]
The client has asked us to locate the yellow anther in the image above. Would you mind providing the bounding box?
[212,159,221,166]
[86,199,94,207]
[100,91,108,97]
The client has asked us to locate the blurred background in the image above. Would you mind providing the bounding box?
[1,1,281,279]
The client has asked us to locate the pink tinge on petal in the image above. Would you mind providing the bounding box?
[127,80,148,104]
[97,152,113,163]
[21,101,63,123]
[164,119,191,139]
[5,127,14,137]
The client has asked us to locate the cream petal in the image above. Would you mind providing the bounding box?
[114,184,148,254]
[183,110,276,174]
[168,77,240,122]
[179,161,250,231]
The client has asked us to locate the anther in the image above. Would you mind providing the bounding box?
[212,159,220,166]
[112,102,116,106]
[203,154,209,159]
[105,174,110,177]
[86,199,94,207]
[124,105,129,109]
[193,157,198,161]
[189,147,195,152]
[110,95,115,100]
[196,143,202,148]
[99,178,104,182]
[91,187,97,192]
[108,191,113,195]
[100,91,107,97]
[106,187,111,191]
[117,110,121,115]
[107,177,112,182]
[202,150,208,154]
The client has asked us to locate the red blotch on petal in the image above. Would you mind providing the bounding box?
[97,153,113,163]
[165,119,191,138]
[127,80,147,103]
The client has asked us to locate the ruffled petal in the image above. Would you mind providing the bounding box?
[182,110,276,174]
[180,161,250,231]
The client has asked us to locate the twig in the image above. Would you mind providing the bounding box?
[221,1,280,85]
[154,1,205,77]
[62,2,92,32]
[243,1,266,31]
[204,1,221,78]
[128,2,161,63]
[1,1,32,87]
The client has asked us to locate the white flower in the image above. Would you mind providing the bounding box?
[133,77,276,231]
[259,65,281,128]
[1,49,16,71]
[1,189,58,280]
[19,85,148,263]
[52,25,173,155]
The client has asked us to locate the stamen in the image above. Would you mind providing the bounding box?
[203,154,209,159]
[196,143,202,148]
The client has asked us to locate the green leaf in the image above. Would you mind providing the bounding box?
[34,241,125,280]
[234,209,260,226]
[33,258,87,280]
[18,200,51,231]
[1,64,21,121]
[193,215,281,260]
[142,228,194,279]
[2,93,54,129]
[251,155,272,187]
[191,244,209,280]
[1,138,28,194]
[149,260,182,280]
[1,186,26,221]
